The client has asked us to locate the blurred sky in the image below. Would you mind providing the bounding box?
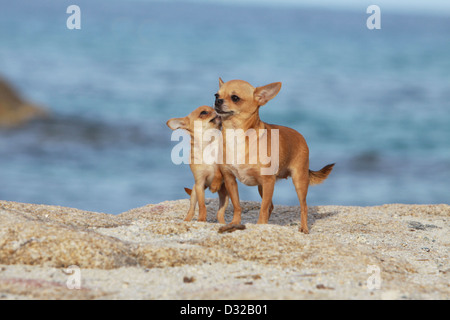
[187,0,450,15]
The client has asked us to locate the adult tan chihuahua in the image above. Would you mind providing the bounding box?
[167,106,229,223]
[215,78,334,233]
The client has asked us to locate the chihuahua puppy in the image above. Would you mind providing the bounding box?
[215,79,334,233]
[167,106,229,223]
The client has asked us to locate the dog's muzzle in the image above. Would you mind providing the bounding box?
[214,105,233,116]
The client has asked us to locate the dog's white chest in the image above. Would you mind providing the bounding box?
[229,164,258,186]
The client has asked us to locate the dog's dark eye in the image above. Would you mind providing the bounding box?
[231,95,240,103]
[200,111,209,115]
[214,93,219,99]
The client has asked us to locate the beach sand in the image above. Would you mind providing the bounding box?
[0,199,448,300]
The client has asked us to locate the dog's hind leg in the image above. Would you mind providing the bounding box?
[291,169,310,234]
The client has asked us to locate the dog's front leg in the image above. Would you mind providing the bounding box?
[258,185,274,218]
[194,181,207,222]
[257,177,276,224]
[216,183,229,224]
[209,167,223,193]
[222,170,242,225]
[185,184,197,221]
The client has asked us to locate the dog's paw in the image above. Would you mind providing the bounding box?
[299,226,309,234]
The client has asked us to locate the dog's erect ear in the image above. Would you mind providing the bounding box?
[166,117,188,130]
[254,82,282,106]
[219,77,225,88]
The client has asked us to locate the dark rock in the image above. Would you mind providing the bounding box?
[0,77,48,128]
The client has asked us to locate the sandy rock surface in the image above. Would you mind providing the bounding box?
[0,199,448,299]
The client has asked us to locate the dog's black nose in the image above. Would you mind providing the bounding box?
[215,99,224,106]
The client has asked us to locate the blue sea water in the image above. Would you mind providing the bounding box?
[0,0,449,214]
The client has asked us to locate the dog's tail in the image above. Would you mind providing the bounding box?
[184,187,192,195]
[309,163,335,186]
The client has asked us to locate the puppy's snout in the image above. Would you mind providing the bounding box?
[210,115,221,125]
